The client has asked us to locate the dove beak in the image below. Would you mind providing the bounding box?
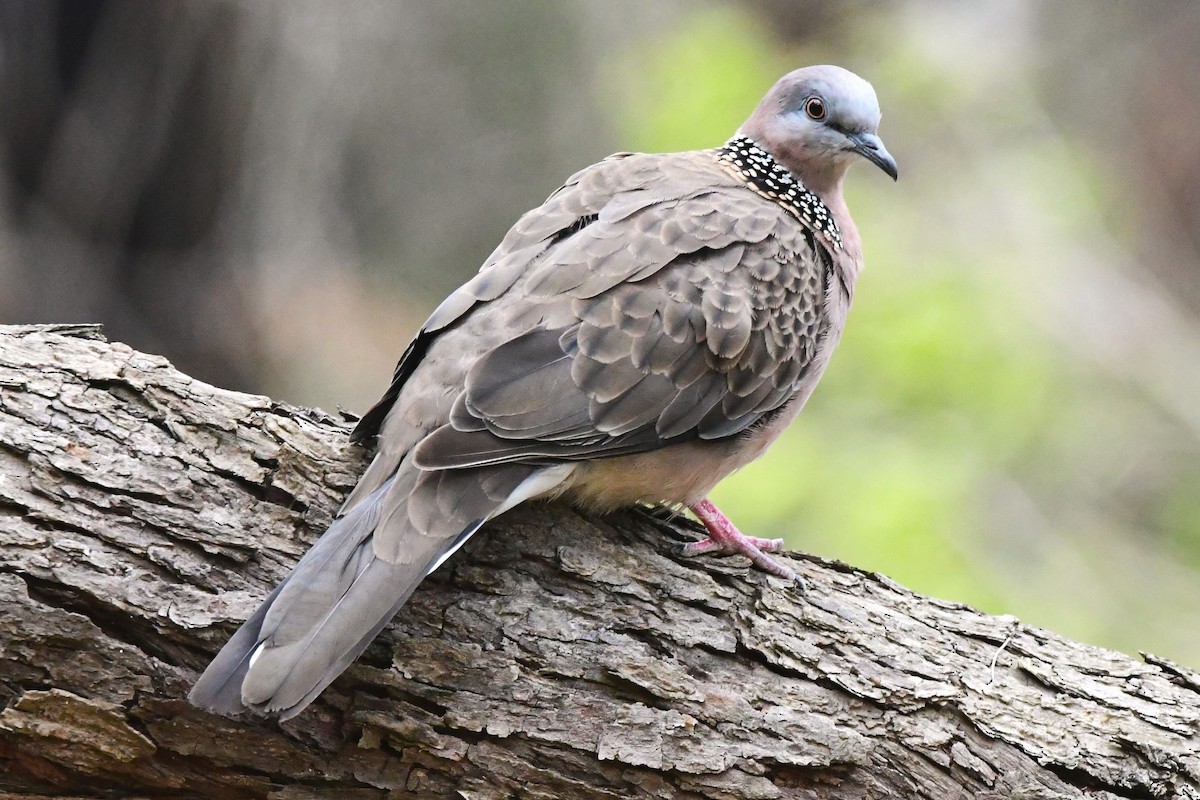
[849,132,898,181]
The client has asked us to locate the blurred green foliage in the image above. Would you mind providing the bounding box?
[604,6,1200,666]
[609,7,788,152]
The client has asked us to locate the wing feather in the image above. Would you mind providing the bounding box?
[373,149,832,482]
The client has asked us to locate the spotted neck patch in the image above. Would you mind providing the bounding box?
[717,135,842,251]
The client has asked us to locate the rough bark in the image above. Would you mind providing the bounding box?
[0,323,1198,800]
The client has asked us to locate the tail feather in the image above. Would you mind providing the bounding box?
[186,580,288,716]
[190,461,575,720]
[189,476,457,719]
[244,532,471,718]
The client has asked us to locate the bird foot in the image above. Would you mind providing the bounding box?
[679,535,785,556]
[682,498,803,586]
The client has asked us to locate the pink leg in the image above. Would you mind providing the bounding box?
[682,498,800,583]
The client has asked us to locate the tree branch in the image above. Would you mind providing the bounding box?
[1,324,1198,799]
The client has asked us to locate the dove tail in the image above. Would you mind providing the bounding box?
[189,475,484,720]
[190,461,574,720]
[186,577,288,717]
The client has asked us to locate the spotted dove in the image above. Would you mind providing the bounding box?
[190,64,897,719]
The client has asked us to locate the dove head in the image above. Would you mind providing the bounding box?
[741,65,897,196]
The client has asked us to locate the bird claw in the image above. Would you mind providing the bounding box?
[679,535,785,556]
[678,536,799,580]
[681,498,804,588]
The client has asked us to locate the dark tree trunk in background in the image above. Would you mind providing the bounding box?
[0,0,635,407]
[1,325,1198,800]
[0,1,264,388]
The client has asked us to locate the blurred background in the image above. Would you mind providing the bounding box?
[3,0,1199,664]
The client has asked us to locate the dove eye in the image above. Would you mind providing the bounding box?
[804,97,826,121]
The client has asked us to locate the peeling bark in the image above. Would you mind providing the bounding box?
[0,323,1198,799]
